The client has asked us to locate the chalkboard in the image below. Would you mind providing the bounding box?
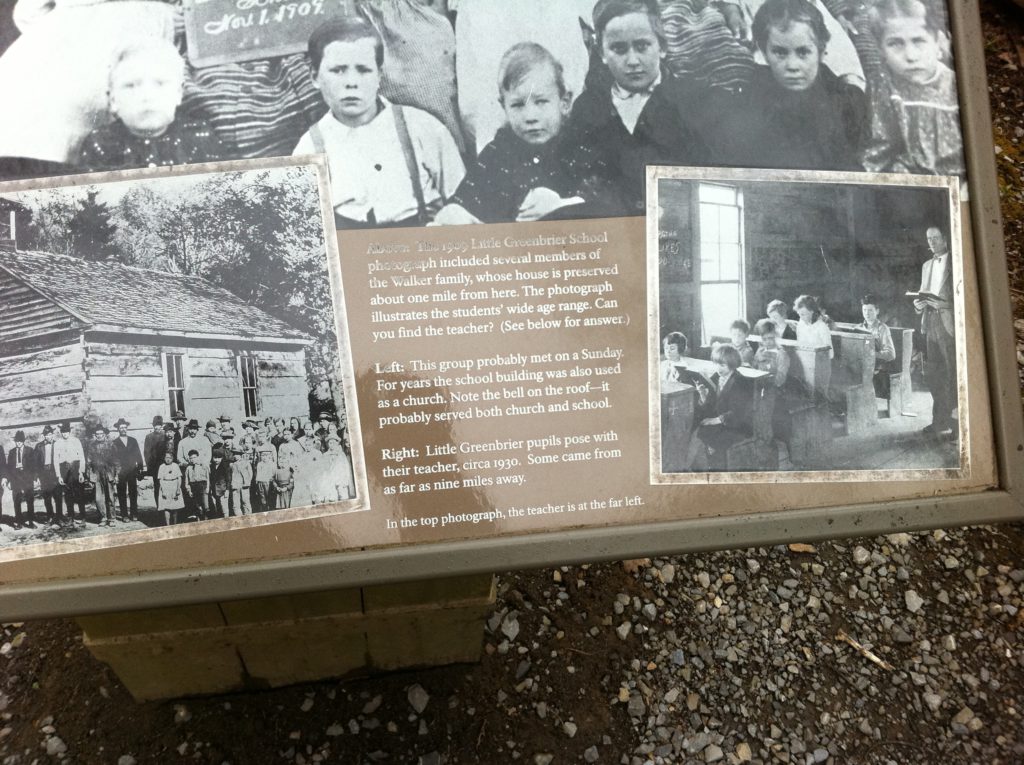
[183,0,355,67]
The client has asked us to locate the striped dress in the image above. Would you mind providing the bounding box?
[658,0,755,92]
[181,54,324,160]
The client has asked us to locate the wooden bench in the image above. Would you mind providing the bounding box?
[829,331,877,435]
[769,342,834,467]
[660,380,695,473]
[833,322,915,418]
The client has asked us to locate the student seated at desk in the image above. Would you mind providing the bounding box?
[766,299,796,340]
[752,319,790,388]
[660,331,688,381]
[687,345,754,471]
[793,294,834,358]
[728,319,755,367]
[859,293,896,398]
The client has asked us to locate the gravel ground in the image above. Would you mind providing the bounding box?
[1,2,1023,764]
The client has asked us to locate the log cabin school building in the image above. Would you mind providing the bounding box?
[656,178,960,474]
[0,248,313,445]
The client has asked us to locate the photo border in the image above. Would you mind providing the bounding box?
[0,155,370,562]
[645,167,968,484]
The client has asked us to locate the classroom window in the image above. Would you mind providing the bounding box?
[698,183,745,344]
[165,353,186,416]
[240,355,260,418]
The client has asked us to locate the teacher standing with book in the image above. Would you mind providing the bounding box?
[912,226,956,439]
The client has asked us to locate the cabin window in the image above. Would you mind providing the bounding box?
[240,355,260,417]
[165,353,186,416]
[697,183,745,345]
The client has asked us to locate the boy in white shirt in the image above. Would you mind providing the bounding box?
[294,17,465,228]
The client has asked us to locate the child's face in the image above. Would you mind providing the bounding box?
[730,328,747,346]
[261,451,274,462]
[163,453,174,464]
[861,303,879,324]
[663,341,681,361]
[716,361,731,377]
[795,304,813,322]
[768,308,787,326]
[761,332,778,350]
[189,454,199,465]
[880,15,940,85]
[601,12,664,94]
[764,21,822,92]
[314,39,382,127]
[110,52,183,136]
[502,64,570,146]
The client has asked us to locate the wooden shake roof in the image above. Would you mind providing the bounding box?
[0,250,311,343]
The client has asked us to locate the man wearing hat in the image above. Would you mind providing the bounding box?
[54,421,87,523]
[6,431,36,528]
[110,418,144,521]
[144,416,168,505]
[177,419,211,468]
[171,411,187,447]
[87,425,115,525]
[34,425,62,523]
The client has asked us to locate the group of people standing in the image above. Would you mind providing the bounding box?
[0,0,964,226]
[0,419,142,529]
[0,412,355,532]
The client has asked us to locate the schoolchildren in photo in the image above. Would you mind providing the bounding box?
[0,164,360,547]
[0,0,967,225]
[652,173,963,478]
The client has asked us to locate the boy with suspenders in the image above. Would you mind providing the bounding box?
[294,18,465,229]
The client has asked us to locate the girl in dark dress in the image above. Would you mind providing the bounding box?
[562,0,711,217]
[709,0,868,171]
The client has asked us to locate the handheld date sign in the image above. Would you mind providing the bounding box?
[0,0,1019,621]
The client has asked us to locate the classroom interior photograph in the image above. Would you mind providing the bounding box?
[653,174,963,476]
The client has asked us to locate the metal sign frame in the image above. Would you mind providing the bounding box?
[0,0,1021,620]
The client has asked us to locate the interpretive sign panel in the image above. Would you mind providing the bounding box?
[0,2,1019,620]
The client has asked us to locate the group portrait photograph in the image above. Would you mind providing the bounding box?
[650,171,965,478]
[0,162,362,549]
[0,0,967,229]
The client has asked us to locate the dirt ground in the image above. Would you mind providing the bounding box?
[2,2,1024,764]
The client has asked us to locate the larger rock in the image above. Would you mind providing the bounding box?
[905,590,924,613]
[704,744,724,762]
[407,684,430,714]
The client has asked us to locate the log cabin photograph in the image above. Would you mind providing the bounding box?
[648,169,966,481]
[0,161,364,549]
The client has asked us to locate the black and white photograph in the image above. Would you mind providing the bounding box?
[0,159,366,550]
[0,0,966,228]
[648,167,967,481]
